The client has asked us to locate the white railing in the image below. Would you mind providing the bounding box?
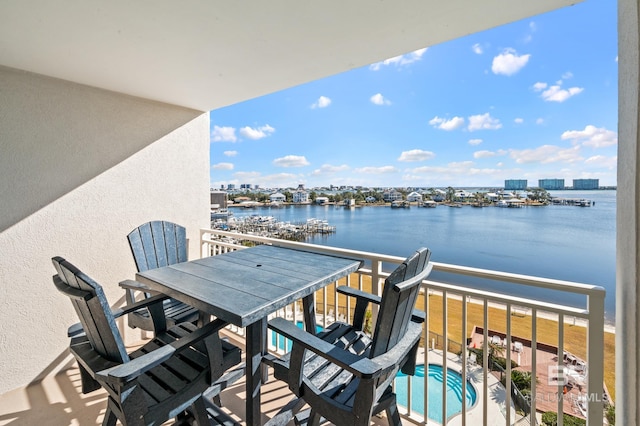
[200,228,607,426]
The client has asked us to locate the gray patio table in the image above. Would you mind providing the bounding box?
[135,244,363,426]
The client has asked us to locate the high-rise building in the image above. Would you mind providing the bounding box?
[573,179,599,190]
[505,179,528,190]
[538,179,565,190]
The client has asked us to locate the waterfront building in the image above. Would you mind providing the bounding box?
[382,189,403,202]
[539,179,565,190]
[407,191,423,202]
[505,179,528,190]
[293,189,309,203]
[315,196,329,205]
[210,191,228,209]
[269,192,286,203]
[1,2,629,425]
[573,179,599,190]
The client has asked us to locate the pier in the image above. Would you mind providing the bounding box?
[550,198,594,207]
[212,215,336,241]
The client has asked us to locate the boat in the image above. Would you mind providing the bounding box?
[211,209,233,219]
[422,200,437,208]
[391,200,410,208]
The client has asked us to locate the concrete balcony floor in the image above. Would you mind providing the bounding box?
[0,330,392,426]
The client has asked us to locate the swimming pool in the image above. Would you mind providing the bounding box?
[395,364,477,424]
[270,321,323,351]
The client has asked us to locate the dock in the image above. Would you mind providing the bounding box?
[212,215,336,241]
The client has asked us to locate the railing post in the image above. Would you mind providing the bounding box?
[587,290,605,426]
[370,258,382,321]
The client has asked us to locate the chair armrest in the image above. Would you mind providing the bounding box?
[268,318,380,379]
[111,293,169,318]
[67,322,85,338]
[97,318,230,386]
[118,279,161,294]
[336,286,425,323]
[337,286,381,304]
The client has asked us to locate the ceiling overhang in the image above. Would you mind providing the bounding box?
[0,1,579,112]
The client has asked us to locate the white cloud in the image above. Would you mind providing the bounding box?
[239,124,275,140]
[398,149,435,162]
[540,85,584,102]
[311,96,332,109]
[491,49,530,76]
[536,118,545,125]
[532,82,547,91]
[561,125,618,148]
[354,166,398,174]
[473,149,507,159]
[468,113,502,131]
[468,138,483,146]
[370,93,391,106]
[369,48,427,70]
[472,43,483,54]
[211,125,237,142]
[509,145,583,164]
[429,116,465,131]
[514,118,524,124]
[272,155,310,167]
[533,77,584,102]
[211,162,234,170]
[585,155,617,168]
[311,164,350,175]
[223,150,237,157]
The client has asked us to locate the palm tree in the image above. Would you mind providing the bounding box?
[446,186,455,203]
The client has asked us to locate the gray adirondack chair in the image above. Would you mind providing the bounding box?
[52,256,242,426]
[265,248,432,426]
[122,221,201,331]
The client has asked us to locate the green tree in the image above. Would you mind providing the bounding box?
[446,186,456,203]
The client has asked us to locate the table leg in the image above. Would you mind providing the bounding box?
[246,318,266,426]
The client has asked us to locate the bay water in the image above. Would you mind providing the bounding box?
[230,190,616,323]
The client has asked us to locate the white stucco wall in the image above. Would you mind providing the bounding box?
[0,67,210,395]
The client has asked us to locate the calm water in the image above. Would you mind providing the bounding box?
[231,190,616,322]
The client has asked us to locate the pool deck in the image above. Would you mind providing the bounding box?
[414,348,525,426]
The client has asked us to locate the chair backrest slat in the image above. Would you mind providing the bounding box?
[370,248,432,358]
[128,221,187,272]
[52,257,129,363]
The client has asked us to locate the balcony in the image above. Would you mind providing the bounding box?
[0,229,607,425]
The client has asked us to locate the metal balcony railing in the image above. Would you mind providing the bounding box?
[200,228,606,426]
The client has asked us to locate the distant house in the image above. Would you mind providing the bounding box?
[382,190,403,202]
[432,189,446,202]
[269,192,286,203]
[293,190,309,203]
[315,196,329,205]
[407,191,423,202]
[365,196,377,203]
[234,196,251,203]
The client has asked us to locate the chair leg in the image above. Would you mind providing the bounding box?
[101,406,117,426]
[190,397,210,426]
[385,402,402,426]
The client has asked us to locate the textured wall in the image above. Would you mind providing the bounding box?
[0,67,210,394]
[617,0,640,423]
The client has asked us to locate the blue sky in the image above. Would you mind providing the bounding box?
[210,1,617,189]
